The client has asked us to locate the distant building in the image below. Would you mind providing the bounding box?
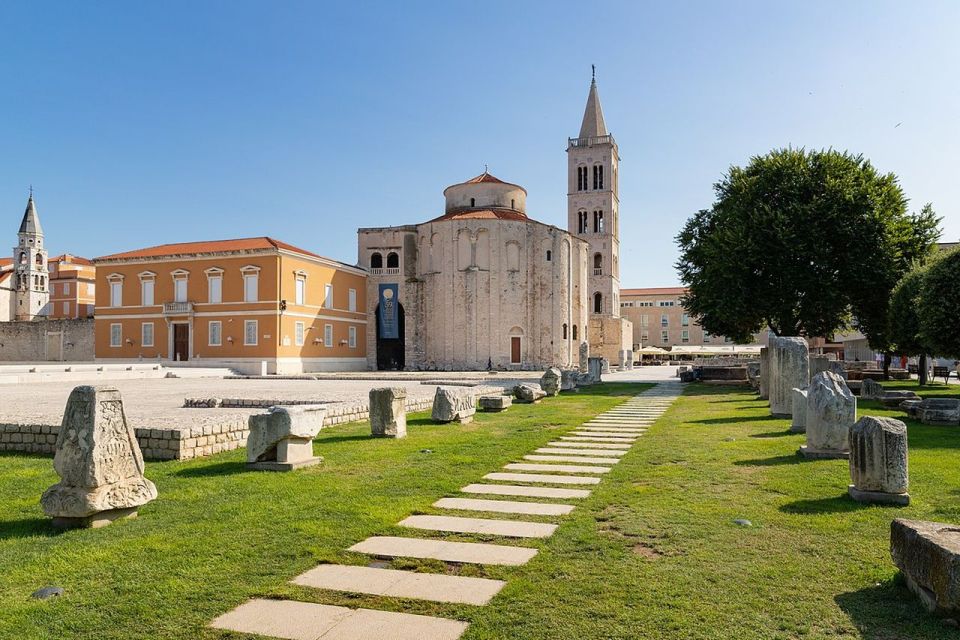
[10,192,49,321]
[620,286,764,350]
[47,254,96,319]
[93,237,367,374]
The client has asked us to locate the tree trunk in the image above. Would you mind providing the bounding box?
[883,352,891,381]
[919,353,928,386]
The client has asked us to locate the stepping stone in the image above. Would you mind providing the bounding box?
[560,436,636,442]
[350,536,537,566]
[523,454,619,465]
[483,472,601,485]
[210,598,468,640]
[293,564,506,605]
[580,426,646,431]
[435,497,574,516]
[505,463,611,474]
[461,483,591,499]
[535,447,624,457]
[547,441,631,450]
[399,515,557,538]
[571,431,643,438]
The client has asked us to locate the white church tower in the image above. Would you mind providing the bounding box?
[567,69,632,366]
[13,191,49,321]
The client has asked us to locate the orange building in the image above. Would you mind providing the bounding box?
[47,254,96,319]
[93,237,368,374]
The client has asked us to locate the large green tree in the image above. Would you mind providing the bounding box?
[918,246,960,359]
[888,262,932,384]
[676,148,940,345]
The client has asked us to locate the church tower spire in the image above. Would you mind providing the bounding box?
[13,189,49,320]
[578,69,608,139]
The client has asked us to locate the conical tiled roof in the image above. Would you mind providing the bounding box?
[579,78,608,139]
[18,194,42,236]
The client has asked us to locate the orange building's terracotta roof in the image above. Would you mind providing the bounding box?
[50,254,94,266]
[95,237,328,262]
[463,171,508,185]
[0,257,11,267]
[0,271,10,285]
[427,208,529,223]
[621,286,688,296]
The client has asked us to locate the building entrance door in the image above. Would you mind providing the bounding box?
[375,302,405,370]
[510,336,521,364]
[173,324,190,362]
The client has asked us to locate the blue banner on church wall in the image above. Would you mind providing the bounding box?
[378,284,399,339]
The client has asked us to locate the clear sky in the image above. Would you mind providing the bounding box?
[2,1,957,285]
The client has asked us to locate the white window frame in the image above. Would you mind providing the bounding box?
[108,274,124,308]
[62,301,69,315]
[348,325,357,348]
[110,323,122,347]
[324,284,333,309]
[208,320,222,346]
[348,288,357,312]
[323,323,333,347]
[661,330,669,344]
[244,320,258,346]
[63,281,70,295]
[681,330,689,343]
[295,321,305,346]
[142,322,154,347]
[295,276,306,306]
[241,266,260,303]
[206,268,224,304]
[140,275,155,307]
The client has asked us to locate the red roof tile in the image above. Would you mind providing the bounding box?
[621,286,688,296]
[427,208,529,223]
[49,254,94,266]
[94,237,328,262]
[463,171,508,185]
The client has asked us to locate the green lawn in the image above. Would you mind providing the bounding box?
[2,380,959,639]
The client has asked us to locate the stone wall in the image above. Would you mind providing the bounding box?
[0,396,436,461]
[0,318,94,362]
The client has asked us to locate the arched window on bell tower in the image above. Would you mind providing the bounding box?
[593,292,603,314]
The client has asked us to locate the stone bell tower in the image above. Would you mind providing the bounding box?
[567,69,633,367]
[13,190,49,320]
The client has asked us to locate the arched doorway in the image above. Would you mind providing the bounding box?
[375,302,405,370]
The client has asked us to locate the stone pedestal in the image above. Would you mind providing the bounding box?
[369,387,407,438]
[919,398,960,426]
[759,347,769,400]
[848,416,909,505]
[578,342,589,373]
[560,369,578,392]
[431,387,476,424]
[799,371,855,459]
[247,405,326,471]
[769,337,809,418]
[601,358,611,374]
[790,388,808,433]
[861,378,883,400]
[41,386,158,528]
[891,519,960,613]
[479,395,512,412]
[588,356,604,384]
[540,367,562,397]
[514,383,547,404]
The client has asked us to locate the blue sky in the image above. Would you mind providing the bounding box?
[1,1,957,285]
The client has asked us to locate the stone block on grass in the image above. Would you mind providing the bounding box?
[848,416,909,505]
[891,518,960,614]
[799,371,855,459]
[247,404,326,471]
[432,387,476,424]
[514,383,547,404]
[478,395,512,412]
[369,387,407,438]
[540,367,562,396]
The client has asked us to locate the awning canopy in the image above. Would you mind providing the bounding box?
[636,346,668,355]
[668,345,763,356]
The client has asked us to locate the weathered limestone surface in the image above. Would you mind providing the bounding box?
[759,347,769,399]
[810,355,846,380]
[560,369,578,391]
[247,405,326,470]
[625,350,634,369]
[919,398,960,426]
[540,367,562,396]
[588,356,604,384]
[901,399,923,419]
[848,416,909,504]
[790,388,808,433]
[769,337,809,417]
[40,386,157,527]
[478,395,511,412]
[431,387,476,424]
[369,387,407,438]
[861,378,884,400]
[514,383,547,403]
[601,358,611,374]
[880,390,920,408]
[747,362,761,391]
[891,518,960,613]
[800,371,856,459]
[579,342,589,373]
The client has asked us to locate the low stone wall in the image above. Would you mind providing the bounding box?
[0,397,437,461]
[0,318,94,362]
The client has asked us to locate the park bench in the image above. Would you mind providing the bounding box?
[933,366,951,384]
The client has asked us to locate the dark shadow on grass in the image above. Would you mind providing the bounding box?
[315,434,376,445]
[733,454,801,467]
[174,461,248,478]
[780,493,894,515]
[835,578,948,639]
[750,429,795,438]
[0,517,65,541]
[690,415,777,425]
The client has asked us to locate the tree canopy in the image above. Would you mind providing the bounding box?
[676,148,940,343]
[918,246,960,359]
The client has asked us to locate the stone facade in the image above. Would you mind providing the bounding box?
[0,318,94,361]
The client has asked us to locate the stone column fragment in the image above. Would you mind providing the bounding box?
[848,416,909,505]
[369,387,407,438]
[769,337,809,417]
[790,388,808,433]
[799,371,856,459]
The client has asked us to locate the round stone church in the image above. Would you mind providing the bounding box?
[358,171,591,370]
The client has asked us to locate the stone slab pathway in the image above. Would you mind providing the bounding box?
[348,536,538,566]
[210,599,468,640]
[293,564,506,605]
[209,382,684,640]
[434,497,575,516]
[399,514,558,538]
[460,483,592,499]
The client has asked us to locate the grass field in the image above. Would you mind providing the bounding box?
[2,379,959,639]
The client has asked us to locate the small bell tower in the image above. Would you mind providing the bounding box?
[13,189,49,320]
